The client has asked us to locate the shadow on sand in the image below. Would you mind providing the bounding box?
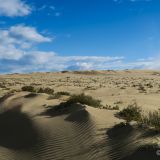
[0,93,14,104]
[40,102,89,122]
[0,107,39,150]
[107,123,159,160]
[24,93,38,98]
[65,108,89,123]
[120,145,159,160]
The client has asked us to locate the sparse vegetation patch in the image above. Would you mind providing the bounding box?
[66,93,102,108]
[21,86,54,95]
[37,87,54,95]
[118,102,142,122]
[104,104,119,110]
[21,86,36,92]
[142,111,160,131]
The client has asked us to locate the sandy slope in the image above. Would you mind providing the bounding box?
[0,92,122,160]
[0,70,160,111]
[0,70,159,159]
[0,91,159,160]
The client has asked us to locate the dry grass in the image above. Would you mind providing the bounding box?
[142,110,160,131]
[118,102,142,122]
[66,93,102,108]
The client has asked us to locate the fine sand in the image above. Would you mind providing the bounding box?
[0,70,159,160]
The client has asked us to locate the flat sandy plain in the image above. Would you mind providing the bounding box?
[0,70,159,160]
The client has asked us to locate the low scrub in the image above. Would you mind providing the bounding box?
[56,91,70,96]
[48,91,70,99]
[21,86,35,92]
[61,70,69,73]
[137,84,146,93]
[142,111,160,131]
[66,93,102,108]
[119,102,142,122]
[37,87,54,95]
[119,103,160,132]
[22,86,54,95]
[104,104,119,110]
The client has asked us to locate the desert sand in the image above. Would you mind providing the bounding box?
[0,70,159,160]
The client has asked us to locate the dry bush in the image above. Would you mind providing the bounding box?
[119,102,142,122]
[37,87,54,95]
[67,93,102,108]
[21,86,36,92]
[142,111,160,132]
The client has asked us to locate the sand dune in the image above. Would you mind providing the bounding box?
[0,70,159,159]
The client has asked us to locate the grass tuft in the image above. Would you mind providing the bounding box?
[119,102,142,122]
[66,93,102,108]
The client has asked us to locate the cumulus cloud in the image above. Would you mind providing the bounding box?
[1,52,159,74]
[0,24,159,73]
[0,0,31,17]
[9,25,51,43]
[0,53,125,73]
[0,43,159,73]
[0,25,51,60]
[0,44,24,60]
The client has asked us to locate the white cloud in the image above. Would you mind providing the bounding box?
[1,54,124,73]
[0,46,160,73]
[10,25,51,43]
[0,24,159,73]
[0,24,51,60]
[0,44,24,60]
[0,0,31,17]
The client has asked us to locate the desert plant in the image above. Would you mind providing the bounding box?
[61,70,69,73]
[114,101,123,105]
[56,91,70,96]
[119,102,142,122]
[120,86,126,89]
[48,91,70,100]
[145,83,153,88]
[0,83,6,88]
[138,84,146,93]
[66,93,102,108]
[21,86,35,92]
[37,87,54,95]
[105,104,119,110]
[112,105,120,110]
[142,110,160,131]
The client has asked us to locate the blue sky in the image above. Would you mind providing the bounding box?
[0,0,160,73]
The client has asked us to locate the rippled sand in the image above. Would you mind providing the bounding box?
[0,92,159,160]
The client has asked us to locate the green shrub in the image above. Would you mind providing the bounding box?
[37,87,54,95]
[48,91,70,100]
[61,70,69,73]
[114,101,123,105]
[22,86,54,95]
[66,93,102,108]
[142,111,160,131]
[56,91,70,96]
[105,104,119,110]
[119,102,142,122]
[21,86,35,92]
[112,105,120,110]
[138,84,146,93]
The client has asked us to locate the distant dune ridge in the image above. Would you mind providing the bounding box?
[0,70,159,159]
